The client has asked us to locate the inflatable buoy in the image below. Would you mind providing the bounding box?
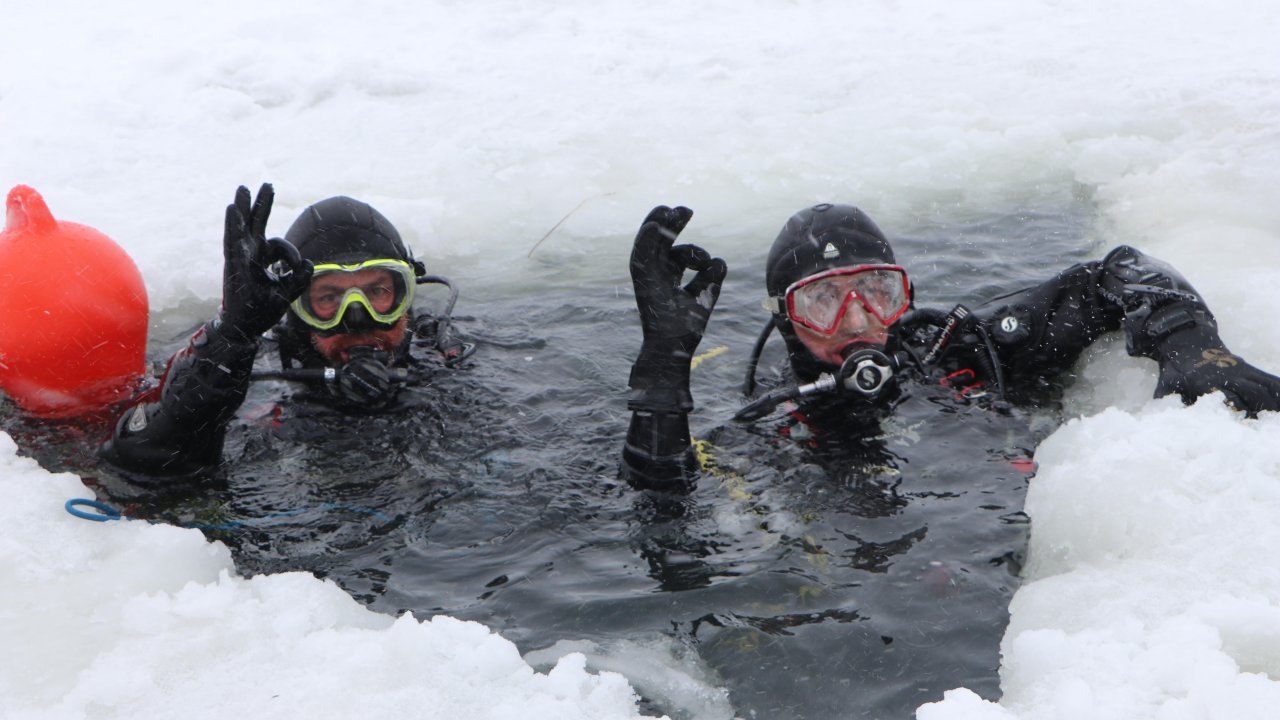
[0,185,148,418]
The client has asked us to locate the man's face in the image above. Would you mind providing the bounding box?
[793,301,891,367]
[304,268,409,365]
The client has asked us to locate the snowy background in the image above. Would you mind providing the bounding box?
[3,1,1280,718]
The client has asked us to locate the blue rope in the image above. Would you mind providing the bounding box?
[65,498,126,522]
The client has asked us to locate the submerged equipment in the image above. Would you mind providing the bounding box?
[0,185,148,418]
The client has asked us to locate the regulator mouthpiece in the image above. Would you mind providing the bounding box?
[839,348,896,397]
[732,348,905,423]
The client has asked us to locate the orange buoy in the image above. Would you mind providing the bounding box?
[0,185,148,418]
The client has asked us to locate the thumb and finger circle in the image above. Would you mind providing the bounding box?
[684,258,727,303]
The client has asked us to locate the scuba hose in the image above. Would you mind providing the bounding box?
[255,345,414,409]
[410,274,476,367]
[741,321,776,397]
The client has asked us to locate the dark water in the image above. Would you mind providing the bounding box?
[7,200,1099,720]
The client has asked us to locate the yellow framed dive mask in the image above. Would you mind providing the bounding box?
[291,258,417,331]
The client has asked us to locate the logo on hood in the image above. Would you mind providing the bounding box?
[822,242,839,260]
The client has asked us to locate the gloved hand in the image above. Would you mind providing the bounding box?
[329,347,409,409]
[1096,245,1209,359]
[1099,245,1280,415]
[216,184,313,343]
[628,205,727,413]
[1152,339,1280,416]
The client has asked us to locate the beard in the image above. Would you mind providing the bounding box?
[309,322,408,366]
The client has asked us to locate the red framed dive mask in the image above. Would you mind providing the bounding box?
[777,265,910,335]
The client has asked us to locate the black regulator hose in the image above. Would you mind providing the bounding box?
[249,367,412,384]
[252,347,413,409]
[733,383,808,423]
[972,323,1007,400]
[413,274,476,366]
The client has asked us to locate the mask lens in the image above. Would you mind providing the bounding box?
[786,266,908,334]
[791,278,845,331]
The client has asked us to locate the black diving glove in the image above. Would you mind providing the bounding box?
[1099,245,1280,415]
[628,205,728,413]
[215,184,313,344]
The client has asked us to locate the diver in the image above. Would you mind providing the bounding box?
[101,184,473,477]
[617,202,1280,718]
[621,201,1280,489]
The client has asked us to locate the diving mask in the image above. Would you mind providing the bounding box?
[291,258,417,331]
[775,265,910,334]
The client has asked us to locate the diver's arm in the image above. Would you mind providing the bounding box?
[972,245,1280,413]
[620,205,726,492]
[623,411,698,491]
[1094,246,1280,415]
[969,258,1123,382]
[101,184,312,476]
[100,322,257,475]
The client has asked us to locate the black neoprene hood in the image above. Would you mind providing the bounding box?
[277,196,419,364]
[285,195,413,266]
[765,203,896,300]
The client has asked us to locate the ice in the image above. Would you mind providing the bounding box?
[3,0,1279,717]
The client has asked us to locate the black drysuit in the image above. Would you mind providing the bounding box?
[617,245,1280,719]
